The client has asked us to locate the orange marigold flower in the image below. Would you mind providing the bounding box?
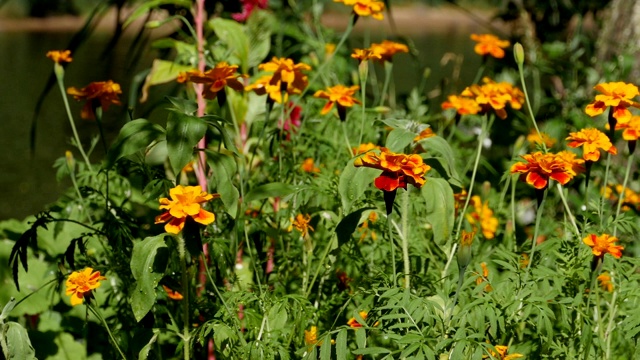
[162,285,184,300]
[615,115,640,141]
[353,147,431,191]
[598,272,614,293]
[304,326,319,346]
[67,80,122,120]
[313,84,361,120]
[485,345,524,360]
[604,184,640,211]
[347,311,368,328]
[566,128,617,161]
[290,214,314,237]
[352,142,380,155]
[554,150,586,175]
[351,48,382,63]
[526,129,556,149]
[46,50,73,64]
[461,78,524,119]
[154,185,218,234]
[414,127,436,142]
[369,40,409,62]
[301,158,320,173]
[441,95,482,116]
[519,253,529,269]
[583,233,623,259]
[585,82,640,124]
[65,267,106,306]
[334,0,385,20]
[181,62,246,100]
[470,34,510,59]
[466,195,498,239]
[510,151,582,189]
[247,58,311,103]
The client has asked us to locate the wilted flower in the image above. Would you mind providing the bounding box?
[65,267,106,306]
[583,233,623,259]
[585,82,639,124]
[67,80,122,120]
[598,272,614,292]
[369,40,409,62]
[155,185,218,234]
[180,62,246,101]
[46,50,73,64]
[354,147,431,192]
[290,214,314,237]
[485,344,524,360]
[162,285,184,300]
[470,34,510,59]
[466,195,498,239]
[510,151,583,190]
[334,0,385,20]
[566,128,617,161]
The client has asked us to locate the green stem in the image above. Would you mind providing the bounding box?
[53,64,93,171]
[526,190,546,274]
[401,188,411,289]
[378,61,393,107]
[515,50,547,154]
[386,214,397,285]
[340,121,353,157]
[604,274,618,359]
[66,154,94,224]
[177,235,191,360]
[613,153,634,237]
[599,152,612,229]
[357,61,369,148]
[87,304,126,360]
[304,233,337,298]
[442,115,488,278]
[555,183,580,237]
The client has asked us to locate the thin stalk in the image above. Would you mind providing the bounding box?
[249,101,272,172]
[87,304,126,360]
[386,214,397,285]
[599,152,612,228]
[442,115,487,278]
[194,0,208,192]
[613,153,634,236]
[357,61,369,148]
[53,64,93,171]
[177,235,191,360]
[340,121,353,157]
[525,190,546,273]
[66,153,94,224]
[556,183,580,237]
[604,275,618,359]
[515,50,547,154]
[401,188,411,289]
[378,61,393,107]
[94,107,110,214]
[304,233,337,298]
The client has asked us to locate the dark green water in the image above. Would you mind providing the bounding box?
[0,22,481,220]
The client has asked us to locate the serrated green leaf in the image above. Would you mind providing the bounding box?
[244,183,297,203]
[336,328,347,359]
[130,235,169,322]
[319,333,332,360]
[106,119,165,168]
[338,160,379,213]
[166,112,207,177]
[421,178,455,245]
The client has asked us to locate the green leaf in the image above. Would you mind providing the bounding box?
[421,178,455,245]
[246,10,274,67]
[138,332,158,360]
[319,334,332,360]
[336,328,348,359]
[206,120,239,156]
[355,328,366,349]
[419,136,460,180]
[140,59,194,102]
[130,235,169,322]
[335,208,376,246]
[166,112,207,177]
[124,0,191,27]
[106,119,165,168]
[352,347,391,355]
[338,160,379,213]
[244,183,297,203]
[385,128,416,152]
[167,96,198,115]
[210,18,250,73]
[207,151,239,218]
[2,322,36,360]
[0,298,16,322]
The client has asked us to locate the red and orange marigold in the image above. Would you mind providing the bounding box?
[583,233,623,259]
[67,80,122,120]
[369,40,409,62]
[155,185,218,234]
[65,267,106,306]
[179,61,246,100]
[353,148,430,192]
[510,151,583,190]
[313,84,361,121]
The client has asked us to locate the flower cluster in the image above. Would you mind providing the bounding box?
[353,148,431,192]
[460,77,525,119]
[441,95,482,116]
[466,195,499,239]
[155,185,218,234]
[470,34,510,59]
[604,184,640,211]
[65,268,106,306]
[67,80,122,120]
[510,151,584,190]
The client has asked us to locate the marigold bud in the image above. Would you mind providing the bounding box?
[514,43,525,66]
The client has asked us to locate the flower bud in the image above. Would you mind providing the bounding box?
[457,230,475,269]
[514,43,525,66]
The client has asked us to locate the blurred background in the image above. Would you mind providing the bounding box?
[0,0,629,220]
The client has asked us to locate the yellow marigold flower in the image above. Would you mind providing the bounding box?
[598,272,614,293]
[67,80,122,120]
[461,78,524,120]
[325,43,336,58]
[351,48,382,63]
[441,95,482,116]
[334,0,385,20]
[162,285,184,300]
[615,115,640,141]
[290,214,314,237]
[354,147,431,191]
[304,326,319,346]
[369,40,409,62]
[484,344,524,360]
[46,50,73,64]
[510,151,582,190]
[414,128,436,142]
[347,311,368,328]
[314,84,361,120]
[604,184,640,211]
[583,233,623,259]
[180,62,246,100]
[466,195,498,239]
[554,150,586,175]
[585,82,640,124]
[526,129,556,148]
[247,58,311,103]
[301,158,320,173]
[566,128,617,161]
[352,142,380,155]
[154,185,218,234]
[65,267,106,306]
[470,34,510,59]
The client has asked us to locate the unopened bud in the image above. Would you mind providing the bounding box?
[65,150,75,171]
[514,43,525,66]
[457,230,475,269]
[146,20,162,29]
